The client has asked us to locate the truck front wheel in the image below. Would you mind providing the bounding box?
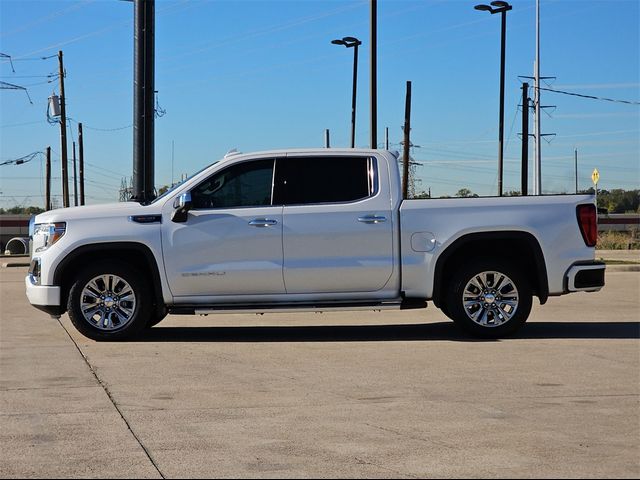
[446,260,532,338]
[67,261,151,341]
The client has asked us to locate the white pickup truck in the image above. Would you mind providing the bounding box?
[26,148,605,341]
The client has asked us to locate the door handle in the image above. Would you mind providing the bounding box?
[248,218,278,227]
[358,215,387,224]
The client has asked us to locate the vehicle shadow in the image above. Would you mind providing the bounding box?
[138,321,640,343]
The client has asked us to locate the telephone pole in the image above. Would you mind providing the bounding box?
[58,50,69,207]
[72,141,78,206]
[574,148,578,194]
[521,83,529,196]
[370,0,377,149]
[402,81,412,200]
[78,122,85,205]
[132,0,156,203]
[533,0,541,194]
[45,147,51,211]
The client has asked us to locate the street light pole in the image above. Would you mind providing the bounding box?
[331,36,362,148]
[350,40,359,149]
[498,6,508,197]
[475,1,512,197]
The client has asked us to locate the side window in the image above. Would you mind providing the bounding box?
[191,159,274,209]
[274,156,374,205]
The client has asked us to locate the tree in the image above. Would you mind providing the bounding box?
[579,188,640,213]
[455,188,478,198]
[0,206,44,215]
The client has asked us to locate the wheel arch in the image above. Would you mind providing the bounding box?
[431,231,548,309]
[54,242,165,315]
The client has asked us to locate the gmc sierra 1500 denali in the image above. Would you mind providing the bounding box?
[26,149,605,341]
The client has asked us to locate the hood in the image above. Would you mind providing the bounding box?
[33,201,161,224]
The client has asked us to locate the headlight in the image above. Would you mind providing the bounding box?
[28,215,35,238]
[33,222,66,252]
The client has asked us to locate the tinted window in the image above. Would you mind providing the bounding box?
[191,159,274,209]
[274,157,373,205]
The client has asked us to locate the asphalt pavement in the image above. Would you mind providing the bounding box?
[1,266,639,478]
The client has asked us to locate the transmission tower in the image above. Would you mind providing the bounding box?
[119,177,133,202]
[399,134,422,198]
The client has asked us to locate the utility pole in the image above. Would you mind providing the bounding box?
[58,50,69,207]
[533,0,541,195]
[132,0,155,203]
[45,146,51,211]
[324,129,330,148]
[385,127,389,150]
[370,0,377,149]
[521,82,529,196]
[72,141,78,206]
[171,139,175,185]
[78,122,85,205]
[574,148,578,194]
[402,81,412,200]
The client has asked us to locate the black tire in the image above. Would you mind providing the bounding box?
[146,309,168,328]
[67,261,151,341]
[439,303,454,321]
[445,259,532,338]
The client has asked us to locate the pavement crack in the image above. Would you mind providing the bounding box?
[57,319,165,479]
[364,422,456,450]
[354,456,421,479]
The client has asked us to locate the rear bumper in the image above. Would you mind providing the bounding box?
[565,261,605,292]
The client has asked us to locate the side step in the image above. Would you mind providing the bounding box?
[169,299,427,316]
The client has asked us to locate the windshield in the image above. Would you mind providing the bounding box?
[149,162,218,204]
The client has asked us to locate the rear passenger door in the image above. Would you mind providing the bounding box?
[275,155,394,294]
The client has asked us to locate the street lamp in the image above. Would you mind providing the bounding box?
[331,36,362,148]
[475,0,512,196]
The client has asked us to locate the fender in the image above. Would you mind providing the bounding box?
[431,231,549,307]
[53,242,166,311]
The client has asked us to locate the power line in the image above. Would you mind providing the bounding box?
[0,151,43,166]
[0,53,15,72]
[537,87,640,106]
[0,80,33,103]
[0,120,47,128]
[0,54,57,61]
[67,118,132,131]
[0,73,58,79]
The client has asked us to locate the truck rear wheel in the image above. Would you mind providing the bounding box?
[67,261,151,341]
[446,259,532,338]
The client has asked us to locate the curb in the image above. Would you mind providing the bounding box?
[605,264,640,272]
[1,262,30,268]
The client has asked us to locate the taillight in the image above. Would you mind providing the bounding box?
[577,204,597,247]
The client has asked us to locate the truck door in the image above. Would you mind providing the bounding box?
[161,158,285,297]
[275,155,394,294]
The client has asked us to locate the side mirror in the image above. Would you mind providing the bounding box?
[171,192,192,223]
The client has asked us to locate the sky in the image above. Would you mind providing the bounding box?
[1,0,638,208]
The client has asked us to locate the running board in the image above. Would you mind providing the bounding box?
[169,299,427,316]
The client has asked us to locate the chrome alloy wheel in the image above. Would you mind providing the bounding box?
[462,270,519,327]
[79,274,137,331]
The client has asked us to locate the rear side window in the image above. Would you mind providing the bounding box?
[191,159,274,209]
[274,156,374,205]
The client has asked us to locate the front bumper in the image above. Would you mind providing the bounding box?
[565,261,606,292]
[25,275,63,316]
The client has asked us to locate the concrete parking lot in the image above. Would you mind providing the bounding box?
[1,266,639,478]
